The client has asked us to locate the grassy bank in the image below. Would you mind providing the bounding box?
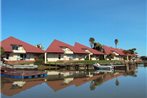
[37,60,123,71]
[47,60,123,65]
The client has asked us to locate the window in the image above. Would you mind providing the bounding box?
[20,54,26,60]
[12,45,19,50]
[27,54,30,59]
[58,54,61,59]
[6,54,9,59]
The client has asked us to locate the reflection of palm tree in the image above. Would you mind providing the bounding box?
[115,78,119,86]
[90,76,104,91]
[90,80,96,91]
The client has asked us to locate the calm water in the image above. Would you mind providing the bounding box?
[1,64,147,98]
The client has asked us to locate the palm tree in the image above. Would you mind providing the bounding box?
[130,48,137,54]
[36,44,44,50]
[114,39,119,48]
[89,37,95,48]
[123,48,137,54]
[93,42,103,52]
[106,53,115,60]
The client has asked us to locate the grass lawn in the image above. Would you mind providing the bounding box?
[47,60,123,65]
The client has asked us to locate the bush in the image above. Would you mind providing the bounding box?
[34,59,44,65]
[140,56,147,60]
[37,65,49,71]
[85,57,89,60]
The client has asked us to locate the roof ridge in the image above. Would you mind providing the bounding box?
[74,42,104,55]
[1,36,44,53]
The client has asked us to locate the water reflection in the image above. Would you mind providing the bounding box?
[1,64,146,98]
[115,78,119,86]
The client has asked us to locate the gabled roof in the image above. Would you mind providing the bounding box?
[103,45,126,56]
[0,36,44,53]
[46,40,87,54]
[74,42,104,55]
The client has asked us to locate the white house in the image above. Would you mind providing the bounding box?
[102,45,137,61]
[74,42,104,60]
[1,36,44,64]
[45,40,87,63]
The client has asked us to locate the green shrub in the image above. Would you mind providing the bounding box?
[37,65,49,71]
[34,59,44,65]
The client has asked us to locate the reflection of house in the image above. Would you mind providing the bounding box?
[1,37,44,64]
[1,72,126,96]
[46,75,100,91]
[74,42,104,60]
[103,45,137,60]
[46,80,72,91]
[45,40,87,63]
[1,81,44,96]
[46,73,124,92]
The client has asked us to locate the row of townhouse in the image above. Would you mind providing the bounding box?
[0,36,137,64]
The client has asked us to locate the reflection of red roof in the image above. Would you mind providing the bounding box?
[46,40,87,54]
[74,42,104,55]
[72,75,100,86]
[0,36,44,53]
[1,81,43,96]
[46,80,72,91]
[103,45,125,56]
[46,75,102,91]
[1,73,125,96]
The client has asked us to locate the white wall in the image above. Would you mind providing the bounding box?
[112,56,120,60]
[8,54,19,61]
[61,47,74,54]
[12,46,26,53]
[47,53,86,62]
[4,53,35,61]
[47,54,74,61]
[105,56,124,60]
[91,57,97,60]
[72,54,85,60]
[91,55,100,60]
[47,54,64,62]
[26,54,35,61]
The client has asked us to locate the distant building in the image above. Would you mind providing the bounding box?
[0,37,44,64]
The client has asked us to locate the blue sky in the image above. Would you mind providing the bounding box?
[1,0,146,56]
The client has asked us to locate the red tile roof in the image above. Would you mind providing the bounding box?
[125,53,137,56]
[0,36,44,53]
[103,45,125,55]
[46,40,87,54]
[74,42,104,55]
[102,45,135,56]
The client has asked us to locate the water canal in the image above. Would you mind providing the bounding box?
[1,64,147,98]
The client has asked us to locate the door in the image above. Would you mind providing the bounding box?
[20,54,26,60]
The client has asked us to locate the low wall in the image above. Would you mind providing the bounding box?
[5,60,35,65]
